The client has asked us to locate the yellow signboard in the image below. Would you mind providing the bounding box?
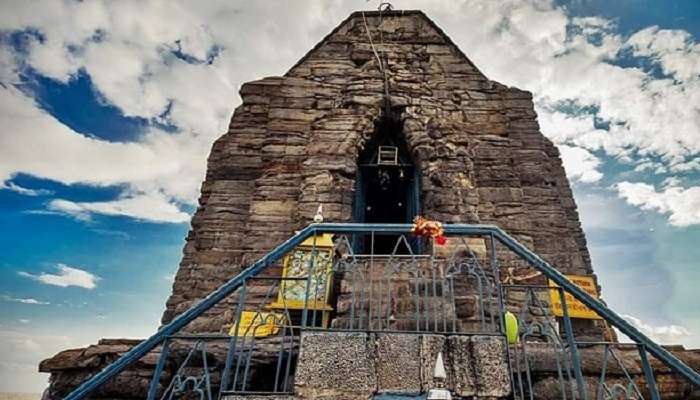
[548,275,601,320]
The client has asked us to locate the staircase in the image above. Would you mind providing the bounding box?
[63,223,700,400]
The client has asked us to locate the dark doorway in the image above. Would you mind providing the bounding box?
[353,117,419,254]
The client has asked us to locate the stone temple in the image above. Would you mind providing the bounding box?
[41,9,700,400]
[161,8,596,335]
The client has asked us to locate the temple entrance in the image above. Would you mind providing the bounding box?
[353,118,419,254]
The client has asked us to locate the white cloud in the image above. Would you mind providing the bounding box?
[0,0,697,224]
[538,110,607,147]
[616,181,700,227]
[415,1,699,171]
[619,314,692,345]
[0,86,202,221]
[48,191,190,223]
[1,295,50,305]
[19,263,100,289]
[0,181,53,196]
[626,26,700,83]
[558,145,603,183]
[0,44,20,84]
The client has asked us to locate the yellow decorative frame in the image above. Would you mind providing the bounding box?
[267,234,335,327]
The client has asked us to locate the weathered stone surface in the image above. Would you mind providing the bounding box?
[39,339,167,400]
[419,334,447,391]
[472,335,510,397]
[374,333,421,394]
[446,335,476,397]
[223,397,294,400]
[294,332,376,399]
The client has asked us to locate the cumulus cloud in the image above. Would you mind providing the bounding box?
[418,1,699,173]
[19,263,100,289]
[48,191,191,223]
[619,314,692,345]
[616,181,700,227]
[0,0,698,222]
[1,295,50,305]
[0,86,201,222]
[558,145,603,183]
[626,26,700,83]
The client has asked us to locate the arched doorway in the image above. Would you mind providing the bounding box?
[353,117,419,254]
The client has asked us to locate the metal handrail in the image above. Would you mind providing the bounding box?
[65,223,700,399]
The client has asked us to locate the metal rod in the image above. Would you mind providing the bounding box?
[201,342,212,400]
[609,347,644,398]
[146,339,169,400]
[491,234,517,397]
[219,280,247,395]
[597,344,610,400]
[368,232,375,329]
[558,287,587,400]
[638,343,661,400]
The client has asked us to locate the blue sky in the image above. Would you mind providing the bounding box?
[0,0,699,394]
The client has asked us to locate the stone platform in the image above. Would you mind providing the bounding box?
[40,334,700,399]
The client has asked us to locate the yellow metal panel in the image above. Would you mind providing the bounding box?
[300,233,334,247]
[229,311,286,337]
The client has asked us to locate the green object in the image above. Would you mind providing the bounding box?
[505,311,519,344]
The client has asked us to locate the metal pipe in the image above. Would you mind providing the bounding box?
[558,287,587,400]
[146,339,169,400]
[638,344,661,400]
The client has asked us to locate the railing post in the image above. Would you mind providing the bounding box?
[219,280,247,396]
[638,344,661,400]
[491,234,519,398]
[146,338,170,400]
[596,344,610,400]
[489,233,506,335]
[558,287,587,400]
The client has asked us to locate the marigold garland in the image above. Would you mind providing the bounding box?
[411,216,447,245]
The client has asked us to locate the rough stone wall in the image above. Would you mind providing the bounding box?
[294,332,510,399]
[162,10,594,334]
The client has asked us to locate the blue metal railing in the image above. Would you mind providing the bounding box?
[65,223,700,399]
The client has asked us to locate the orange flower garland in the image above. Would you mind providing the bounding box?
[411,216,447,245]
